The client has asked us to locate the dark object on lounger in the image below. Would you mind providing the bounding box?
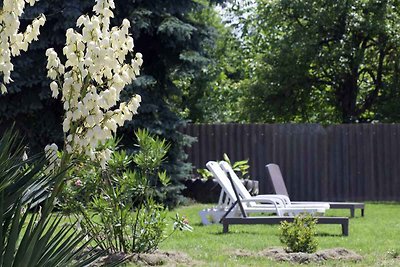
[266,163,365,218]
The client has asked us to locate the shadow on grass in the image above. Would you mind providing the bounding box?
[212,230,279,236]
[210,229,344,237]
[366,201,400,205]
[316,232,344,237]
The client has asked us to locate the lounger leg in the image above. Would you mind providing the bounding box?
[198,210,211,225]
[342,221,349,236]
[350,207,355,218]
[223,222,229,233]
[361,208,365,217]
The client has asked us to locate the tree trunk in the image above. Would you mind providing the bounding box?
[336,72,359,123]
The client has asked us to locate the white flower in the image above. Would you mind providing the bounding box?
[1,84,6,94]
[63,119,71,132]
[0,0,46,93]
[50,81,59,98]
[45,0,142,168]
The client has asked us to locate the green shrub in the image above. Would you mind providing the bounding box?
[279,214,318,253]
[64,129,190,254]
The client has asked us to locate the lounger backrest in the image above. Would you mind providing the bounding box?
[206,161,238,202]
[219,161,252,200]
[266,163,289,196]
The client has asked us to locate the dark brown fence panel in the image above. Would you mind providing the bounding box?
[180,123,400,201]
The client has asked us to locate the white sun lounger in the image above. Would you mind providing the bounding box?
[198,161,327,225]
[205,161,349,235]
[219,161,330,211]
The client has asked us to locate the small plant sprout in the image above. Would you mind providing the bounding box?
[173,214,193,232]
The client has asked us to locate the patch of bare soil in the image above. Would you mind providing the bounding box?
[231,249,255,258]
[131,250,200,266]
[377,252,400,266]
[97,250,201,266]
[232,247,362,264]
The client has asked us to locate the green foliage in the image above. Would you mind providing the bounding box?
[67,130,190,254]
[196,168,213,179]
[230,0,400,123]
[174,1,246,122]
[0,128,101,267]
[279,215,318,253]
[222,153,249,179]
[196,153,250,179]
[133,129,170,177]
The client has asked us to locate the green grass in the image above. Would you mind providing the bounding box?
[158,203,400,266]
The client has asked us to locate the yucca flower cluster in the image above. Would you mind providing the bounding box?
[0,0,45,93]
[46,0,143,168]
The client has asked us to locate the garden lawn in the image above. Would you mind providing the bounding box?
[158,203,400,266]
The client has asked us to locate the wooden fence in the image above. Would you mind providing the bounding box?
[180,123,400,201]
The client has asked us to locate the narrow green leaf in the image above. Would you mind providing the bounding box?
[3,201,22,267]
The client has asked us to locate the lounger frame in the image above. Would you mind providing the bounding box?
[220,168,350,236]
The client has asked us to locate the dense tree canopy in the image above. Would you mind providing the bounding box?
[235,0,400,123]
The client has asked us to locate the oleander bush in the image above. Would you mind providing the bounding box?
[64,130,190,254]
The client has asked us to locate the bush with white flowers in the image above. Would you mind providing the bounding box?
[0,0,46,93]
[46,0,143,168]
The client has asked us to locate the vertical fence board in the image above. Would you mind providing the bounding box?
[362,124,373,200]
[377,124,384,201]
[385,124,394,200]
[192,124,200,168]
[394,125,400,199]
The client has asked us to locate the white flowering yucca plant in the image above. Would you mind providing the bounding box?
[46,0,143,171]
[0,0,46,93]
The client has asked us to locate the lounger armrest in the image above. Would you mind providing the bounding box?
[252,194,291,205]
[247,196,287,206]
[240,198,281,209]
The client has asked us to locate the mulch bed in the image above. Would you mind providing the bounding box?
[93,247,363,265]
[232,247,363,264]
[95,250,201,266]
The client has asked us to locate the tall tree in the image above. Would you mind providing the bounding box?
[238,0,400,123]
[0,0,224,206]
[172,2,247,123]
